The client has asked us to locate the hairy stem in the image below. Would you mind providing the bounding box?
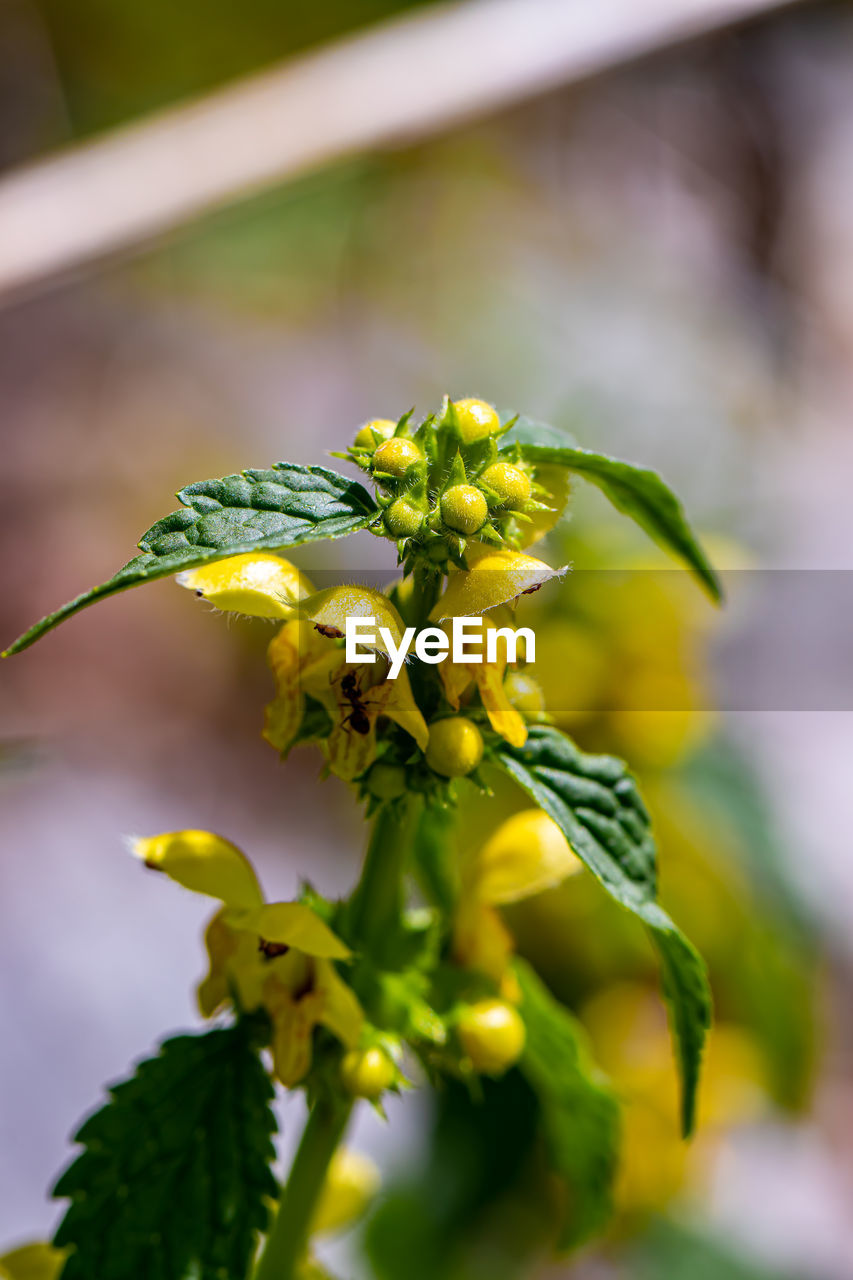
[253,1094,352,1280]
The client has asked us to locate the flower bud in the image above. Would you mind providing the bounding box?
[367,762,407,800]
[384,497,425,538]
[479,462,531,509]
[453,398,500,443]
[440,485,488,535]
[457,998,525,1075]
[502,671,546,721]
[340,1047,396,1099]
[354,418,396,451]
[372,438,422,478]
[425,717,483,777]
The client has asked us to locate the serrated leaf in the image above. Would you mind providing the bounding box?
[52,1020,278,1280]
[5,464,378,655]
[504,439,721,601]
[496,726,711,1135]
[514,959,619,1249]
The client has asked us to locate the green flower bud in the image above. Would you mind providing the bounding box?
[384,497,424,539]
[367,762,407,800]
[441,484,488,535]
[425,717,483,777]
[340,1047,396,1099]
[354,418,396,451]
[502,671,546,721]
[372,438,422,478]
[479,461,531,509]
[457,999,526,1075]
[453,398,500,443]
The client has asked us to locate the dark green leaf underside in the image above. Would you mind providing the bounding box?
[509,441,722,602]
[497,726,711,1135]
[515,960,619,1249]
[4,463,378,655]
[53,1020,277,1280]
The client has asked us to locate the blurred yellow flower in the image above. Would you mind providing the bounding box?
[0,1244,66,1280]
[265,587,428,781]
[454,809,582,999]
[132,830,362,1086]
[437,610,527,748]
[311,1149,381,1237]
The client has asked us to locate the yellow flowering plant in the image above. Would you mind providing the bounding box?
[3,397,723,1280]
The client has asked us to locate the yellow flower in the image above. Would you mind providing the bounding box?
[429,544,565,622]
[131,830,363,1086]
[582,984,768,1215]
[437,609,527,749]
[310,1149,381,1237]
[177,552,315,619]
[266,587,428,781]
[454,809,582,998]
[0,1244,66,1280]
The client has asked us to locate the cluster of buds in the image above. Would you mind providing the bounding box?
[343,397,553,569]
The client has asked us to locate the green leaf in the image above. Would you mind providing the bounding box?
[499,413,579,451]
[504,438,721,601]
[496,726,711,1135]
[515,959,619,1249]
[52,1019,278,1280]
[4,463,379,655]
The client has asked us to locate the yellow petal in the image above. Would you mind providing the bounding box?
[429,545,566,621]
[298,586,409,659]
[452,899,515,986]
[469,809,582,905]
[311,1149,380,1237]
[473,664,527,749]
[131,830,263,910]
[436,616,526,747]
[238,902,351,960]
[325,717,378,781]
[177,553,314,619]
[367,670,429,751]
[0,1244,67,1280]
[198,909,268,1016]
[315,959,364,1049]
[265,973,324,1087]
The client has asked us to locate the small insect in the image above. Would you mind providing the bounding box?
[520,584,542,595]
[314,623,344,639]
[258,939,290,959]
[339,670,372,736]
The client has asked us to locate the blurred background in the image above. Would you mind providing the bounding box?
[1,0,852,1276]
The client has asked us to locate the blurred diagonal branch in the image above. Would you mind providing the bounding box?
[0,0,799,303]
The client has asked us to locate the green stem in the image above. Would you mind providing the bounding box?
[408,564,441,629]
[253,1095,352,1280]
[346,799,411,960]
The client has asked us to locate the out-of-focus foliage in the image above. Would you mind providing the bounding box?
[365,516,818,1274]
[35,0,437,133]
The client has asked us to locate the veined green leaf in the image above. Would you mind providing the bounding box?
[503,439,721,601]
[52,1019,277,1280]
[4,463,378,655]
[496,726,711,1135]
[515,959,619,1249]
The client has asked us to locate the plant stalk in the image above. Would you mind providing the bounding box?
[253,1094,352,1280]
[346,799,411,960]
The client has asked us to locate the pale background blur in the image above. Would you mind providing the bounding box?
[2,1,853,1277]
